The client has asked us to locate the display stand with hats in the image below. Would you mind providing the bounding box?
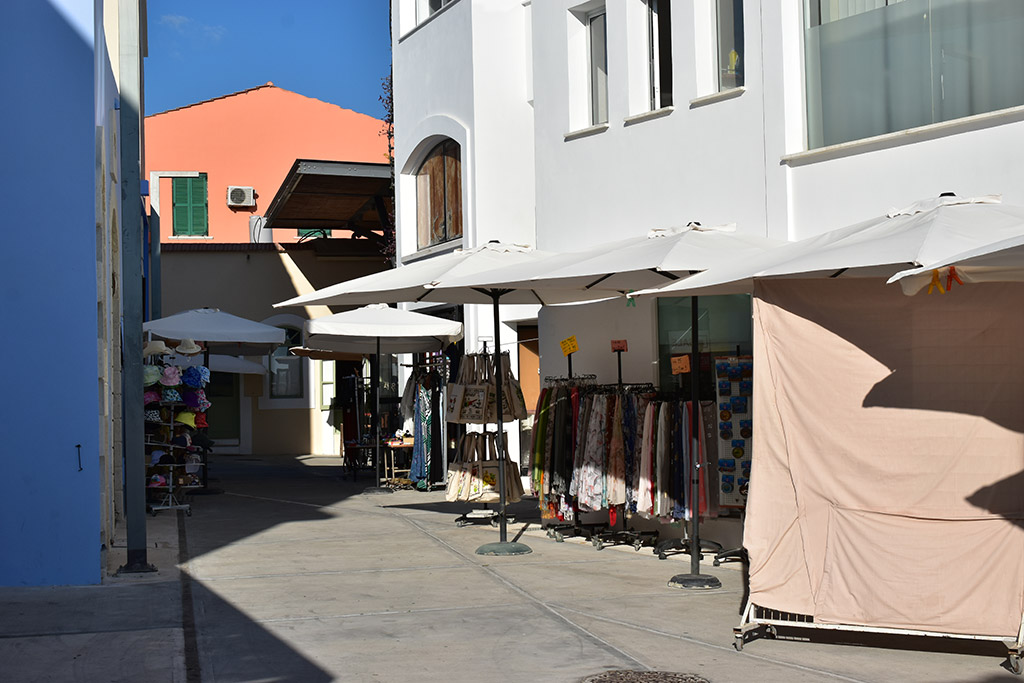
[142,343,213,516]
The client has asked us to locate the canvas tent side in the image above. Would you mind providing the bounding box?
[743,278,1024,650]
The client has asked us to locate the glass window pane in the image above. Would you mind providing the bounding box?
[270,328,304,399]
[717,0,744,91]
[657,295,752,393]
[589,12,608,124]
[805,0,1024,149]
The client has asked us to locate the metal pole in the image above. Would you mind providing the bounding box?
[492,293,508,544]
[475,290,530,555]
[362,336,392,494]
[690,297,701,576]
[375,336,382,484]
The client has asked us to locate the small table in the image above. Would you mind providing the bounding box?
[383,442,413,482]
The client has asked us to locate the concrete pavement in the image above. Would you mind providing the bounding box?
[0,454,1018,682]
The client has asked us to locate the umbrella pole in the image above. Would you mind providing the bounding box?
[363,336,392,495]
[670,296,720,589]
[476,290,531,556]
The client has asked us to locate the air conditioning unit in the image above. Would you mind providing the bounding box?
[226,185,256,208]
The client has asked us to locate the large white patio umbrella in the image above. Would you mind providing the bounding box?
[295,304,464,493]
[888,232,1024,295]
[428,224,781,584]
[630,195,1024,299]
[276,242,612,555]
[144,308,286,355]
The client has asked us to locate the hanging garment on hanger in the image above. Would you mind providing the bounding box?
[636,401,656,517]
[410,383,432,485]
[606,394,626,507]
[577,394,609,512]
[530,387,550,495]
[656,401,672,518]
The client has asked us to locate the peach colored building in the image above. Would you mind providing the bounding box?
[143,85,393,457]
[145,83,389,243]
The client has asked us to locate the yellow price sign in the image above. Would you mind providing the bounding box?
[560,335,579,356]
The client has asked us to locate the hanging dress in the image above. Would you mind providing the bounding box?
[606,394,626,507]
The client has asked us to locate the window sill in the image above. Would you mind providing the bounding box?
[398,0,462,43]
[564,123,609,142]
[689,87,745,109]
[783,103,1024,167]
[624,107,674,127]
[169,235,213,240]
[402,239,464,264]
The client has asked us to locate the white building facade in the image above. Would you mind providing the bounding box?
[392,0,1024,534]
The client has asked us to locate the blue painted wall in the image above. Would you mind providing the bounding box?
[0,1,101,585]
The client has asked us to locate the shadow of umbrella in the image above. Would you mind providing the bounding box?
[966,470,1024,529]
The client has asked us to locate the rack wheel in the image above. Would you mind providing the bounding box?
[186,508,192,517]
[456,520,468,527]
[633,540,643,551]
[734,633,744,651]
[1008,654,1022,675]
[765,625,778,639]
[713,559,721,567]
[595,541,604,551]
[554,532,564,542]
[657,551,667,560]
[490,517,499,528]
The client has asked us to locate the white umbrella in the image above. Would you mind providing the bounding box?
[429,224,782,293]
[887,233,1024,294]
[144,308,286,355]
[293,304,464,493]
[303,304,463,354]
[631,195,1024,298]
[274,242,616,308]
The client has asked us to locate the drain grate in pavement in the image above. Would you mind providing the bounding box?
[581,672,710,683]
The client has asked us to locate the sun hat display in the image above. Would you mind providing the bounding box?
[143,365,162,386]
[159,365,182,386]
[174,411,197,429]
[143,340,174,357]
[144,409,162,423]
[194,412,209,429]
[143,390,162,405]
[175,338,203,355]
[162,388,182,403]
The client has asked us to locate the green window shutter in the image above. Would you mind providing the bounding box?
[171,174,208,236]
[191,174,208,236]
[172,178,191,235]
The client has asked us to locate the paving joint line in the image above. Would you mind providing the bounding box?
[253,602,523,625]
[549,603,873,683]
[391,511,651,672]
[192,564,468,581]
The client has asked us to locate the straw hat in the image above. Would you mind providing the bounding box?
[143,340,174,357]
[175,338,203,355]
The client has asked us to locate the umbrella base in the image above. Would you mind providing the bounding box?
[668,573,721,590]
[475,541,532,556]
[362,486,394,495]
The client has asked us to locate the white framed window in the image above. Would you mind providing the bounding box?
[588,9,609,125]
[804,0,1024,149]
[645,0,673,110]
[417,0,455,24]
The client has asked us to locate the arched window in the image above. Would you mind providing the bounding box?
[416,139,462,249]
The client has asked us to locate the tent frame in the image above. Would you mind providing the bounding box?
[734,600,1024,674]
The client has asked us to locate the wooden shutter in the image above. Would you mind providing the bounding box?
[443,141,462,239]
[172,178,191,235]
[171,175,208,236]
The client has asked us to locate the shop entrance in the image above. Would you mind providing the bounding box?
[206,371,241,442]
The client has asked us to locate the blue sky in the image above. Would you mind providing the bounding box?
[144,1,392,119]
